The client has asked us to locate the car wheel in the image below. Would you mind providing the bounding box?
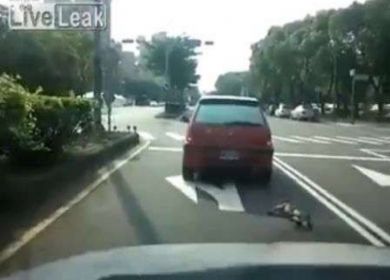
[182,166,194,181]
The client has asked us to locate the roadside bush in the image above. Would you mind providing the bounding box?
[0,74,93,164]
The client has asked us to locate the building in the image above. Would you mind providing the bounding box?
[0,4,8,25]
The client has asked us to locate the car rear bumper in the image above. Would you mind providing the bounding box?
[183,144,274,171]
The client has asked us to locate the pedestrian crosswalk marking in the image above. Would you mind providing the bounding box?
[314,136,357,145]
[359,137,390,144]
[336,136,382,145]
[166,132,185,141]
[273,136,303,143]
[292,136,330,144]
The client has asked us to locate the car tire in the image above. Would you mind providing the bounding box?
[182,166,194,181]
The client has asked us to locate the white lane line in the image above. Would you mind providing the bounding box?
[275,152,390,162]
[273,136,303,144]
[150,146,182,152]
[274,157,386,247]
[292,136,330,144]
[360,149,389,159]
[166,132,185,142]
[337,136,382,146]
[165,176,198,203]
[138,131,155,141]
[314,136,357,145]
[0,141,152,265]
[196,182,244,212]
[359,137,390,144]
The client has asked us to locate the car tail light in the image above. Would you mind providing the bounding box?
[267,132,273,148]
[186,135,192,144]
[185,128,193,144]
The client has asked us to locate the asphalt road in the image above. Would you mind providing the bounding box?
[1,106,390,276]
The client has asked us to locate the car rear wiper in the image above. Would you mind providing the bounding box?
[223,121,262,126]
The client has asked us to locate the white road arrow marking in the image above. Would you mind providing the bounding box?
[165,176,244,212]
[166,176,198,203]
[196,182,244,212]
[353,165,390,187]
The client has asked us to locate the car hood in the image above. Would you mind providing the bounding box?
[2,243,390,280]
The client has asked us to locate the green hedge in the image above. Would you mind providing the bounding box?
[0,74,93,163]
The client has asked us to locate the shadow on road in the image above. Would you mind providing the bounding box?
[109,171,161,244]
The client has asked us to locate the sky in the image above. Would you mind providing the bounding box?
[0,0,364,91]
[111,0,364,91]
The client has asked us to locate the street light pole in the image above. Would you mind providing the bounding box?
[350,69,356,124]
[93,0,103,130]
[330,39,338,117]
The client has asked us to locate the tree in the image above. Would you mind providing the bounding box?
[215,72,247,96]
[140,34,200,105]
[250,0,390,120]
[0,24,94,96]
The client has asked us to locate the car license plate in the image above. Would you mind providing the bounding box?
[220,150,240,160]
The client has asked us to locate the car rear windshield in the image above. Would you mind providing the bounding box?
[195,100,265,126]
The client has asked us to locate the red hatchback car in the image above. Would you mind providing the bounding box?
[182,96,274,183]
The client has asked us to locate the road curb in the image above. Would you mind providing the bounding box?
[0,133,140,205]
[0,140,151,266]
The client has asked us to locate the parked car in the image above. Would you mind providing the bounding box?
[291,104,316,121]
[267,104,277,116]
[182,95,274,183]
[275,104,292,118]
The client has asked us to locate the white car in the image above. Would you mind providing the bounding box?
[291,105,315,121]
[275,104,292,118]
